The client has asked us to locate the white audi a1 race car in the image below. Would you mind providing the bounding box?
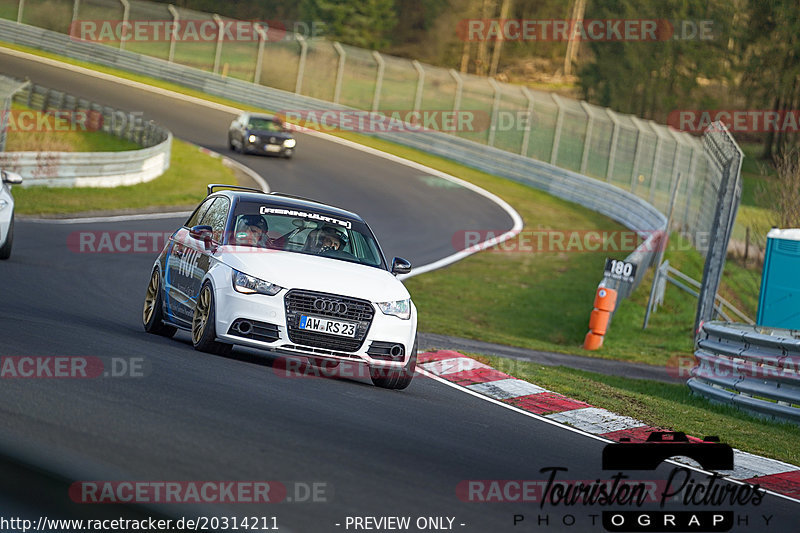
[142,185,418,389]
[0,169,23,260]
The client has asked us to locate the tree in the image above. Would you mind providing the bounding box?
[577,0,735,122]
[300,0,398,49]
[739,0,800,160]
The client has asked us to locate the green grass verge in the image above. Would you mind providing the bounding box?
[473,354,800,466]
[13,139,238,215]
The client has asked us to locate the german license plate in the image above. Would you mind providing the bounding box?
[299,315,356,337]
[265,144,281,152]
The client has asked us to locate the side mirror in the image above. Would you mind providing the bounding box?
[190,225,214,249]
[391,257,412,275]
[1,170,22,185]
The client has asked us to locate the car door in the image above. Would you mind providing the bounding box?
[164,197,216,324]
[175,196,231,324]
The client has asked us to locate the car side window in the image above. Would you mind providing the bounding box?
[185,198,216,228]
[200,197,231,243]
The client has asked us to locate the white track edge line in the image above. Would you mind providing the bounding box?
[416,367,800,505]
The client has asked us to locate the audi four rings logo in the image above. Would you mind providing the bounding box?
[313,299,348,315]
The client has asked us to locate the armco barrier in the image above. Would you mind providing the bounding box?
[689,321,800,425]
[0,78,171,187]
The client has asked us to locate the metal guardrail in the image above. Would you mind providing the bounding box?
[0,75,28,151]
[0,79,171,187]
[689,322,800,425]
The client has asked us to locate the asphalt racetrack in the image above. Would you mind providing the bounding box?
[0,50,797,531]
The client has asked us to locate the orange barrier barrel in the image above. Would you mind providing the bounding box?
[584,287,618,350]
[589,309,611,335]
[583,331,604,350]
[593,287,618,312]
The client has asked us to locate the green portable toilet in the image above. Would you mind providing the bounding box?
[757,228,800,329]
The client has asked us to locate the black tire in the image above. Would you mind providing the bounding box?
[370,339,417,390]
[142,269,177,337]
[228,135,236,151]
[0,212,13,260]
[192,282,232,356]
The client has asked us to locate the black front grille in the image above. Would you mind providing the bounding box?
[284,290,374,352]
[228,319,280,343]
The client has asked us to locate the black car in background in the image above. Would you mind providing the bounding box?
[228,112,296,159]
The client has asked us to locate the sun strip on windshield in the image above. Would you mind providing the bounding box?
[259,207,353,229]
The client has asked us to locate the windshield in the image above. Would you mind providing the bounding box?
[228,201,386,269]
[247,118,283,131]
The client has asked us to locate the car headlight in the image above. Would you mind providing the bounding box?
[376,299,411,320]
[247,134,258,143]
[0,199,7,212]
[283,138,296,148]
[232,270,282,296]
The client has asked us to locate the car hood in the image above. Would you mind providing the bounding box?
[217,249,409,302]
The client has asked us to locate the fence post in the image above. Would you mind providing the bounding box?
[253,23,267,85]
[212,14,224,74]
[605,109,621,182]
[412,60,424,114]
[71,0,80,26]
[579,101,594,175]
[694,123,744,335]
[644,172,683,329]
[118,0,130,51]
[294,34,308,95]
[449,69,463,134]
[520,86,534,157]
[648,121,663,205]
[629,117,645,194]
[667,128,686,212]
[333,42,345,105]
[371,51,385,113]
[167,5,179,63]
[682,143,699,232]
[550,94,566,166]
[487,78,501,147]
[16,0,24,23]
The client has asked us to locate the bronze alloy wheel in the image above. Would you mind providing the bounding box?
[143,270,159,325]
[192,284,212,345]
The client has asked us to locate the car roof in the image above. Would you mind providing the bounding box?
[215,190,366,224]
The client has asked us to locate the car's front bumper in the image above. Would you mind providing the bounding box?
[213,282,416,369]
[244,140,294,157]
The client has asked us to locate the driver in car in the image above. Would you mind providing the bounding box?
[306,225,346,254]
[235,215,272,248]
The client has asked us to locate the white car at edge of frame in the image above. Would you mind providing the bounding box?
[0,169,23,260]
[142,184,418,390]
